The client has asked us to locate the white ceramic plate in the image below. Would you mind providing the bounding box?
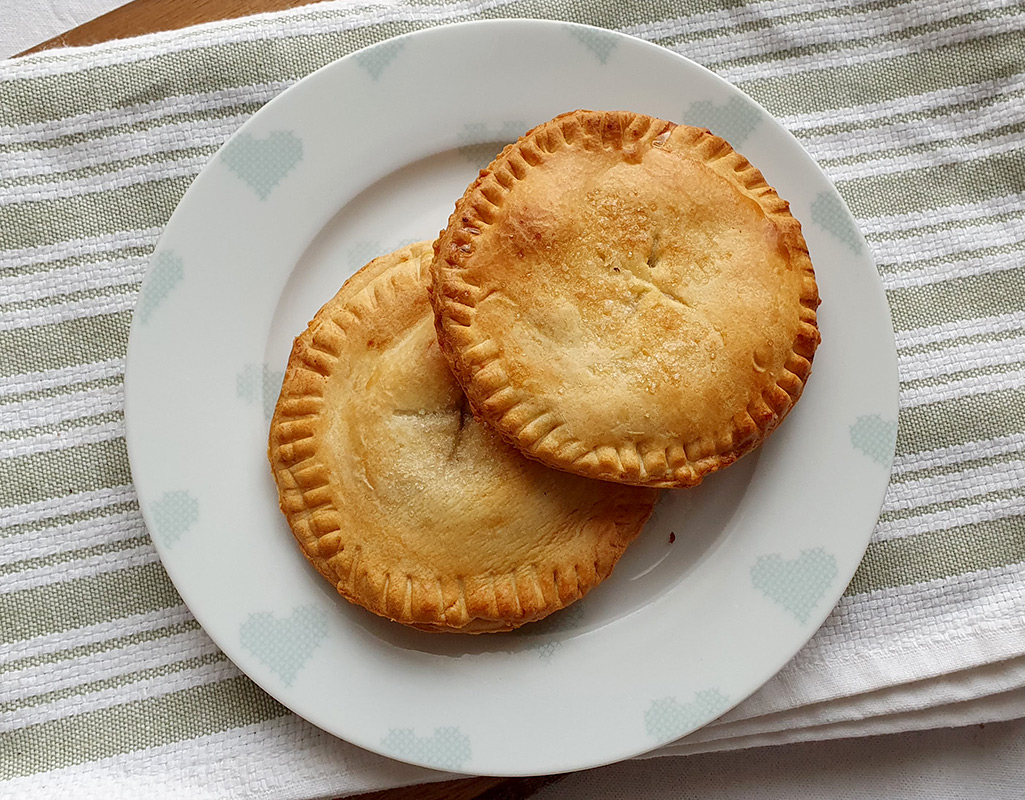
[124,20,899,776]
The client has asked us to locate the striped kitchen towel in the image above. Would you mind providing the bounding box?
[2,0,1024,796]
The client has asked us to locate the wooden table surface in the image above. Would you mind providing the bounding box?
[18,2,568,799]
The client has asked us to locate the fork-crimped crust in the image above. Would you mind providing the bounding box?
[431,110,821,488]
[268,241,657,633]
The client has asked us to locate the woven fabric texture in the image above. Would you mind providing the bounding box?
[1,0,1024,796]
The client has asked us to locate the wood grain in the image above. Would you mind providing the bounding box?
[350,774,565,800]
[17,2,567,799]
[17,0,329,56]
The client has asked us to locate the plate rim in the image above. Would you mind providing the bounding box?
[124,18,899,776]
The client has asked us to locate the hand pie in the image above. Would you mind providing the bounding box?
[268,241,657,633]
[431,110,821,488]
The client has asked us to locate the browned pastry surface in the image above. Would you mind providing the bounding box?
[431,110,821,487]
[268,241,657,632]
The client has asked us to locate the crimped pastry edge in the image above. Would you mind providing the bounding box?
[430,109,821,489]
[268,241,657,633]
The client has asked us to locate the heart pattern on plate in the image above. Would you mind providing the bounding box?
[221,131,303,200]
[380,727,472,771]
[684,96,763,147]
[566,25,619,64]
[149,490,198,547]
[524,603,587,662]
[239,605,327,686]
[355,39,406,80]
[751,548,838,624]
[137,250,183,324]
[345,239,384,271]
[457,121,526,168]
[850,414,898,465]
[811,191,863,254]
[644,689,731,743]
[236,363,285,420]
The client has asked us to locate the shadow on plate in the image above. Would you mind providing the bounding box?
[330,450,760,660]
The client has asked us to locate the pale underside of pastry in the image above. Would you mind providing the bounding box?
[431,109,821,488]
[268,242,658,633]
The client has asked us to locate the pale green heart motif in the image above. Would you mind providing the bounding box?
[850,414,898,465]
[137,250,183,324]
[380,727,471,771]
[811,191,863,254]
[456,121,526,169]
[684,96,763,147]
[751,548,838,624]
[645,689,731,743]
[347,239,383,271]
[239,605,327,686]
[566,25,619,64]
[356,39,405,80]
[150,490,198,547]
[520,602,586,662]
[533,640,561,661]
[221,131,303,200]
[236,363,284,420]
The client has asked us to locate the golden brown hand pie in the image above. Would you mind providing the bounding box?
[268,241,657,633]
[431,110,821,488]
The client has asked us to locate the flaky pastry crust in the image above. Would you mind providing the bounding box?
[431,110,821,488]
[268,242,657,633]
